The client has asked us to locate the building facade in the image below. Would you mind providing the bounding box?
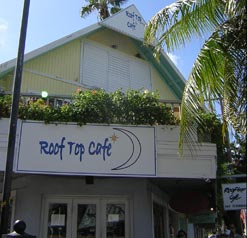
[0,5,217,238]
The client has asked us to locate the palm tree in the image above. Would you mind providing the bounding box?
[81,0,128,21]
[144,0,246,231]
[144,0,246,150]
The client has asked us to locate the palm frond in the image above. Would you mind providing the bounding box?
[109,0,128,7]
[80,4,98,18]
[145,0,225,53]
[144,0,246,151]
[110,7,121,15]
[81,0,128,20]
[179,33,223,148]
[179,27,246,151]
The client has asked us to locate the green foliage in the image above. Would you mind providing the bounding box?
[18,98,51,121]
[197,112,222,143]
[196,112,231,175]
[196,111,246,226]
[72,89,114,125]
[0,94,12,117]
[229,138,247,175]
[145,0,246,147]
[0,89,178,126]
[80,0,128,20]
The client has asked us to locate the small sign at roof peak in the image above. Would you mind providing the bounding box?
[100,4,146,40]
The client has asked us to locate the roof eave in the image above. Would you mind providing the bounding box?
[0,23,102,77]
[132,39,185,100]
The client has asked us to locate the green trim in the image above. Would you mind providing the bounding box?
[132,39,185,100]
[1,25,185,101]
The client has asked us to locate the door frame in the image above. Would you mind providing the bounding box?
[40,195,132,238]
[151,193,169,238]
[72,197,100,238]
[41,197,73,238]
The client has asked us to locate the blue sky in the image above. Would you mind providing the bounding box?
[0,0,206,79]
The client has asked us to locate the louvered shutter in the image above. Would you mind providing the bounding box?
[130,60,152,91]
[81,42,152,92]
[82,43,108,89]
[108,54,130,92]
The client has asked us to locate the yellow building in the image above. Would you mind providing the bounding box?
[0,5,217,238]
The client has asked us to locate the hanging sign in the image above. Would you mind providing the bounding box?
[15,121,156,177]
[222,183,247,210]
[51,214,65,226]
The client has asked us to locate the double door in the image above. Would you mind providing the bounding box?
[42,196,130,238]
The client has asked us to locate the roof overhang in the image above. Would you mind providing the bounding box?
[0,23,102,77]
[132,39,185,100]
[0,4,185,100]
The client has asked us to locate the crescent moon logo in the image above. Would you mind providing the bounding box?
[111,128,142,170]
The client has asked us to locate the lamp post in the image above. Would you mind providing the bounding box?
[0,0,30,234]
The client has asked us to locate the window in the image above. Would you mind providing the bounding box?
[42,196,130,238]
[81,41,152,92]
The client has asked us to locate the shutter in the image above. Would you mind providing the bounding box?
[81,42,152,92]
[108,54,130,92]
[82,43,108,89]
[130,60,152,91]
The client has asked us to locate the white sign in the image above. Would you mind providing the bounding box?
[51,214,65,226]
[108,214,119,222]
[222,183,247,210]
[16,121,156,176]
[100,5,146,40]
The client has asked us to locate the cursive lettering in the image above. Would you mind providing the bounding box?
[67,141,85,161]
[88,138,112,161]
[224,186,246,203]
[39,137,66,160]
[125,10,144,30]
[39,137,112,162]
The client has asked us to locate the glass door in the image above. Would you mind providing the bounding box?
[102,200,129,238]
[43,198,72,238]
[42,196,130,238]
[72,198,100,238]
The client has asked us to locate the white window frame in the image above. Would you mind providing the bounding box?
[41,197,73,238]
[151,193,169,238]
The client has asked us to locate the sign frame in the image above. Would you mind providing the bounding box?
[222,183,247,211]
[15,121,156,177]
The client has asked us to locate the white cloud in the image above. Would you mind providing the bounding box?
[167,52,180,67]
[0,19,8,48]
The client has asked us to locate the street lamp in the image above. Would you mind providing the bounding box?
[0,0,30,234]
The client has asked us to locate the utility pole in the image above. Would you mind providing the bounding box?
[0,0,30,234]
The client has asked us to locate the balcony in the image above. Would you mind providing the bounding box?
[0,90,216,179]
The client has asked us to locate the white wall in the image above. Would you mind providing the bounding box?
[155,125,217,179]
[9,175,154,238]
